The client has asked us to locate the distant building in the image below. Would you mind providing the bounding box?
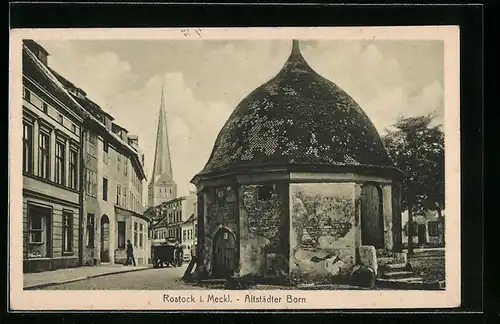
[181,213,196,261]
[151,194,197,250]
[402,210,445,247]
[147,87,177,207]
[22,40,86,273]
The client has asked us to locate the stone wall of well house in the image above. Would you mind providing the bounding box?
[289,182,356,284]
[202,185,239,275]
[239,184,289,278]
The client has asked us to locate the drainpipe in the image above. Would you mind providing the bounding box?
[78,126,86,266]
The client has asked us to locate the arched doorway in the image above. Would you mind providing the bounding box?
[100,215,110,263]
[360,184,384,249]
[212,228,237,278]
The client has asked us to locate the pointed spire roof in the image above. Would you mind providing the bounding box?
[151,86,174,184]
[192,39,399,180]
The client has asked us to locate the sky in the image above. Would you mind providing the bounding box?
[36,39,444,198]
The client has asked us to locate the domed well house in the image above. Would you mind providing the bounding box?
[190,40,406,285]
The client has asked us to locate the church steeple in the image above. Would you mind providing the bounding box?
[148,85,177,207]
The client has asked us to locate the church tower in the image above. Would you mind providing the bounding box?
[148,86,177,207]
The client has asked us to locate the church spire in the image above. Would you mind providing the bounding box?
[148,85,177,208]
[151,85,174,184]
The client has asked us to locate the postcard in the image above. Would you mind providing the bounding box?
[9,26,460,310]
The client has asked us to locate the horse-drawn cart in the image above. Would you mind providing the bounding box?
[152,241,177,268]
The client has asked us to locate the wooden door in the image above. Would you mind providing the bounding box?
[361,184,384,249]
[212,228,236,278]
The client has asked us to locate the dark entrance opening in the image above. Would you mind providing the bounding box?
[417,224,427,245]
[361,184,385,249]
[100,215,110,263]
[212,228,237,279]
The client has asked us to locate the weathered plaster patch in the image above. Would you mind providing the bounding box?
[239,184,289,277]
[290,183,356,284]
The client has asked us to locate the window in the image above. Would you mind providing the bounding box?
[58,114,64,124]
[102,178,108,201]
[183,230,186,241]
[69,149,78,190]
[23,87,31,101]
[85,168,97,197]
[87,132,97,157]
[28,204,51,258]
[86,213,95,249]
[428,221,439,237]
[38,131,50,180]
[123,189,127,207]
[116,184,121,205]
[71,123,77,134]
[124,159,128,175]
[55,141,65,185]
[62,211,73,253]
[139,224,144,247]
[23,121,33,174]
[30,93,43,109]
[258,185,273,200]
[42,102,48,114]
[117,154,121,172]
[103,140,109,164]
[133,222,138,247]
[117,221,126,249]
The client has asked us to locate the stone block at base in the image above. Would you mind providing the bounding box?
[358,245,377,275]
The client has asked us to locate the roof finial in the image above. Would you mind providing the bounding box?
[292,39,300,54]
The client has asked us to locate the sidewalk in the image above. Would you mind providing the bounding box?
[24,263,152,290]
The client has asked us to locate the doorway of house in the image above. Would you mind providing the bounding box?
[212,228,236,278]
[417,224,427,246]
[361,184,385,249]
[100,215,110,263]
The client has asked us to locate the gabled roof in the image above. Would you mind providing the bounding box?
[22,42,147,181]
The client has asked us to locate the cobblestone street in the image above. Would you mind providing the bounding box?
[37,265,207,290]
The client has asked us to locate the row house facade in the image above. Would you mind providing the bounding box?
[21,39,150,272]
[22,40,86,273]
[149,194,197,259]
[51,68,150,267]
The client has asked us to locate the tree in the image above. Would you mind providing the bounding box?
[383,114,445,253]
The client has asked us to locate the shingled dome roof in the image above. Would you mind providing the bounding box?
[196,40,397,178]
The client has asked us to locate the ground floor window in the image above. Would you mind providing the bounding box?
[28,204,52,258]
[139,223,144,248]
[133,222,138,247]
[62,210,74,253]
[117,221,126,249]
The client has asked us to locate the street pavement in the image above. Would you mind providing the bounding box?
[36,264,207,290]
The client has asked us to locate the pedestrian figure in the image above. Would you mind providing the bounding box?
[126,239,136,266]
[171,245,178,268]
[177,246,183,267]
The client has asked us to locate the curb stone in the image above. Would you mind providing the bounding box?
[24,266,153,290]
